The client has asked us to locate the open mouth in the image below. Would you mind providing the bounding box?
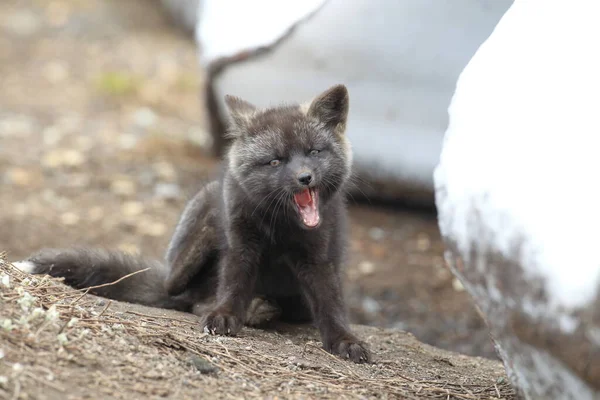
[293,188,320,228]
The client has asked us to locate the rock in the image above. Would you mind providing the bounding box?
[152,162,177,182]
[0,114,34,137]
[367,227,385,242]
[154,183,181,200]
[362,297,381,315]
[434,1,600,399]
[5,168,36,187]
[357,261,375,276]
[110,178,137,197]
[138,220,168,237]
[132,107,158,128]
[121,201,144,217]
[42,61,69,84]
[59,212,80,226]
[189,355,218,374]
[42,149,85,169]
[195,0,512,206]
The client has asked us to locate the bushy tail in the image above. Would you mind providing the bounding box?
[13,247,192,311]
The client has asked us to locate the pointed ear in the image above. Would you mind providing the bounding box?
[224,94,258,132]
[306,84,349,134]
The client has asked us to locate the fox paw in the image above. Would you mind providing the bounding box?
[327,336,371,364]
[202,310,243,336]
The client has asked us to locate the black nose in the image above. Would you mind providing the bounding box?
[297,172,313,186]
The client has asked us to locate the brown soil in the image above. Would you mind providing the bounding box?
[0,0,504,398]
[0,257,514,400]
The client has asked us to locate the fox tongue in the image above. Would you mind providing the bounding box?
[294,189,320,227]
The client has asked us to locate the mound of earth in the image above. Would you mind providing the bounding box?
[0,255,513,400]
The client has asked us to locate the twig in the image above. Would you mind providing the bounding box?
[124,310,199,326]
[98,300,112,318]
[24,371,66,392]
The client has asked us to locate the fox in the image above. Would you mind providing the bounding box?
[13,84,371,363]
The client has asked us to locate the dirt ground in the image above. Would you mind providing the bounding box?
[0,0,503,398]
[0,256,514,400]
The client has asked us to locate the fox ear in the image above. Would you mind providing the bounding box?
[306,84,349,135]
[224,94,257,132]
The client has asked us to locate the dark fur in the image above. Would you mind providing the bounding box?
[18,84,371,363]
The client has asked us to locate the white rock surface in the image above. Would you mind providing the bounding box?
[195,0,512,204]
[434,0,600,398]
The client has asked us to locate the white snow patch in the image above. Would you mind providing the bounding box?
[434,0,600,312]
[11,261,36,274]
[196,0,327,66]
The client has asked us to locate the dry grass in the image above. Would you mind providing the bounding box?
[0,252,515,399]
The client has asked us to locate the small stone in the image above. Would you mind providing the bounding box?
[368,227,386,241]
[121,201,144,217]
[153,162,177,181]
[118,133,138,150]
[452,278,465,292]
[139,221,167,237]
[3,10,40,36]
[362,297,381,315]
[110,179,137,197]
[188,127,212,148]
[189,355,217,374]
[42,149,85,168]
[358,261,375,276]
[416,233,431,251]
[6,168,34,187]
[43,61,69,84]
[132,107,158,128]
[154,183,181,200]
[42,126,63,146]
[60,212,80,226]
[0,115,34,137]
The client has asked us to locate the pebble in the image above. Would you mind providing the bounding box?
[60,212,80,226]
[42,126,64,146]
[43,60,69,84]
[362,297,381,315]
[358,261,376,276]
[118,133,138,150]
[138,220,168,237]
[452,278,465,292]
[5,168,35,187]
[187,127,212,148]
[42,149,85,168]
[118,243,140,255]
[132,107,158,128]
[0,115,34,137]
[368,227,386,241]
[121,201,144,217]
[3,10,40,36]
[154,182,181,200]
[416,233,431,251]
[110,178,137,197]
[152,161,177,181]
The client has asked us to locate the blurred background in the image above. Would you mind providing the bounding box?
[0,0,512,360]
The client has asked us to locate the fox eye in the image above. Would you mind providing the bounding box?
[269,159,280,167]
[309,149,320,156]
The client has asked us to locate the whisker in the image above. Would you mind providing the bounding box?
[251,186,281,217]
